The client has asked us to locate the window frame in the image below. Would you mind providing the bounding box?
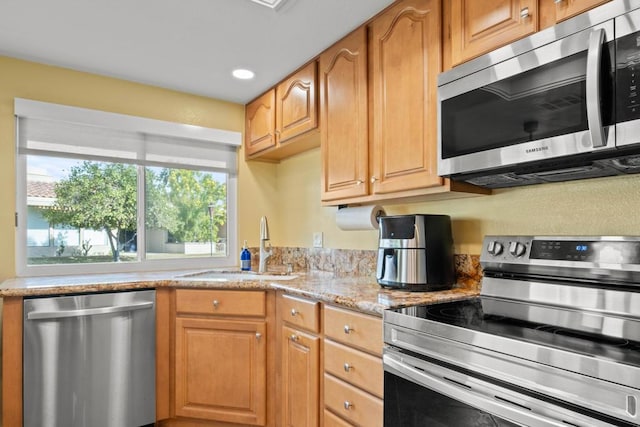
[15,99,240,277]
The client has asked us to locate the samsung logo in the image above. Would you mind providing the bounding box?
[526,146,549,154]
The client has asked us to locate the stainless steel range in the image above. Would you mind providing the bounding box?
[383,236,640,426]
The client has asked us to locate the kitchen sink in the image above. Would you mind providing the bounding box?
[176,270,298,281]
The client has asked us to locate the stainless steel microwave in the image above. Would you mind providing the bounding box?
[438,0,640,188]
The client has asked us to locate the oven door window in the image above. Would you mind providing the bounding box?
[384,372,520,427]
[440,46,614,160]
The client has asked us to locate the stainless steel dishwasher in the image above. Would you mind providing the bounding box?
[23,289,156,427]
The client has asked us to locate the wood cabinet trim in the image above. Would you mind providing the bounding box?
[2,297,23,427]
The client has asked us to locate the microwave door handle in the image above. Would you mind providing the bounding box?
[586,28,606,148]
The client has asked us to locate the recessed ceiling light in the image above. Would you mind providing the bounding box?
[232,69,255,80]
[249,0,290,10]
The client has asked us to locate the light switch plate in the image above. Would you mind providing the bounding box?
[313,232,323,248]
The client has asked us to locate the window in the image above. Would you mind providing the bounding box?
[16,99,240,276]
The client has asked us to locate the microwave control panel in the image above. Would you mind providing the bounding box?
[616,31,640,123]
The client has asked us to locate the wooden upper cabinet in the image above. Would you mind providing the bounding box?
[245,89,276,157]
[245,62,320,161]
[320,27,369,201]
[370,0,443,194]
[276,61,318,144]
[448,0,538,67]
[540,0,610,28]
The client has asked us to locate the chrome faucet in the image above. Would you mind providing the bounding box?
[259,216,272,273]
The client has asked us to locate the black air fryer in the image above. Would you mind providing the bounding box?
[376,214,455,291]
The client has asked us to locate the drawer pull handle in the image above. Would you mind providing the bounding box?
[290,308,298,316]
[290,334,299,342]
[212,300,219,308]
[344,401,353,410]
[343,325,353,334]
[344,363,352,372]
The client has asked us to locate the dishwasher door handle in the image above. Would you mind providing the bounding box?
[27,301,154,320]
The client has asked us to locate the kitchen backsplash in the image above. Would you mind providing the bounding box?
[248,247,482,291]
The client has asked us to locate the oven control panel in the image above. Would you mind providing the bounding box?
[481,235,640,272]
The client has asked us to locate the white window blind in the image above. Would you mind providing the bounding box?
[15,99,240,174]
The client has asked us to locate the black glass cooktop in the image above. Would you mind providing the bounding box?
[391,297,640,366]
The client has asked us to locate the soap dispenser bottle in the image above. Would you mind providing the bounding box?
[240,240,251,271]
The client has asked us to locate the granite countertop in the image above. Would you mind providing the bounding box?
[0,269,480,316]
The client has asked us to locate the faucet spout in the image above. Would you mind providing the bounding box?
[259,216,272,273]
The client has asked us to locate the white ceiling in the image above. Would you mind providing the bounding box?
[0,0,395,104]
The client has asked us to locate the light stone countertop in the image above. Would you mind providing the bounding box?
[0,269,480,316]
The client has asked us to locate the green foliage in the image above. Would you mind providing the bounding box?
[41,161,227,262]
[42,162,137,261]
[149,169,226,243]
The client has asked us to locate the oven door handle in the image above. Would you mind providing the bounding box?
[586,28,606,149]
[383,350,608,427]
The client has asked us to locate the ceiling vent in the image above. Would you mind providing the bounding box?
[249,0,291,10]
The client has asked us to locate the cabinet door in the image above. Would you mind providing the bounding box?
[245,89,276,157]
[319,27,369,201]
[175,317,267,425]
[370,0,443,194]
[276,61,318,144]
[449,0,537,66]
[282,325,320,427]
[552,0,610,23]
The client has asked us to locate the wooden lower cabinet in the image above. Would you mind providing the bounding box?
[174,317,267,425]
[167,289,275,427]
[281,325,321,427]
[322,305,383,427]
[277,293,322,427]
[324,374,383,427]
[323,410,353,427]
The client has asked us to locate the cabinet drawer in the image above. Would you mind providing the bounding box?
[323,305,382,356]
[324,340,383,398]
[324,374,383,427]
[324,409,353,427]
[176,289,265,317]
[279,294,320,333]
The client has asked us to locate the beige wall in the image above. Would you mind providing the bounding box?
[274,148,640,255]
[0,56,245,281]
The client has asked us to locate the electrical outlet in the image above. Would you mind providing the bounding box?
[313,232,323,248]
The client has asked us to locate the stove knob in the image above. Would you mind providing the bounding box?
[509,241,526,257]
[487,241,503,256]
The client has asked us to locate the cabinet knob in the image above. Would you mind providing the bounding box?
[343,325,353,334]
[290,334,299,342]
[355,180,363,185]
[344,401,353,410]
[343,363,352,372]
[212,300,219,308]
[520,7,530,19]
[255,332,262,341]
[370,176,378,184]
[554,0,563,3]
[290,308,298,316]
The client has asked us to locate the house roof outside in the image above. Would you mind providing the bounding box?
[27,181,56,207]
